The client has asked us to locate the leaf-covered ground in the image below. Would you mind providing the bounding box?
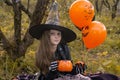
[0,0,120,79]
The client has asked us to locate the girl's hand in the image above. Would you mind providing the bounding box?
[75,61,87,74]
[49,61,58,71]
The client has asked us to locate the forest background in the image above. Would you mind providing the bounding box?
[0,0,120,79]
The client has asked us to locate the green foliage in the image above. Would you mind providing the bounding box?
[0,50,38,79]
[0,0,120,79]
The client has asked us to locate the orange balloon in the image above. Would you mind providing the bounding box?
[69,0,94,30]
[58,60,73,72]
[82,21,107,49]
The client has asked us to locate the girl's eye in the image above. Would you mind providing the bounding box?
[50,32,55,35]
[57,32,61,36]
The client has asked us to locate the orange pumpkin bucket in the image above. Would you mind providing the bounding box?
[58,60,73,72]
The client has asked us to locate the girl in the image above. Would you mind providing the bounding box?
[29,1,87,80]
[29,24,86,80]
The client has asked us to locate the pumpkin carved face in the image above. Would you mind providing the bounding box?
[69,0,94,30]
[58,60,73,72]
[82,26,89,37]
[82,21,107,49]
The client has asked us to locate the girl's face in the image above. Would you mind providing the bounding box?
[50,29,61,46]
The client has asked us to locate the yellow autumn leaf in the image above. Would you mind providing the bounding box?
[102,60,112,66]
[102,51,108,56]
[115,65,120,72]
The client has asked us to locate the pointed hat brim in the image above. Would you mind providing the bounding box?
[29,24,76,42]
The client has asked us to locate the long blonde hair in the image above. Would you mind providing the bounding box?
[35,30,55,75]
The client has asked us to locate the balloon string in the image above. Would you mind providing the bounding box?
[84,47,90,66]
[81,33,90,64]
[84,49,88,64]
[81,39,87,63]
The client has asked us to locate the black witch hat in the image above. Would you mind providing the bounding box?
[29,1,76,42]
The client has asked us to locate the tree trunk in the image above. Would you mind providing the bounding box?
[95,0,99,13]
[0,0,51,61]
[103,0,110,10]
[111,0,119,20]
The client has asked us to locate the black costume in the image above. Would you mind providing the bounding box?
[38,44,84,80]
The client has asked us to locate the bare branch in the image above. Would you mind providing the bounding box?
[12,0,22,46]
[103,0,111,10]
[111,0,120,20]
[19,3,32,19]
[21,0,50,53]
[4,0,13,6]
[27,0,30,11]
